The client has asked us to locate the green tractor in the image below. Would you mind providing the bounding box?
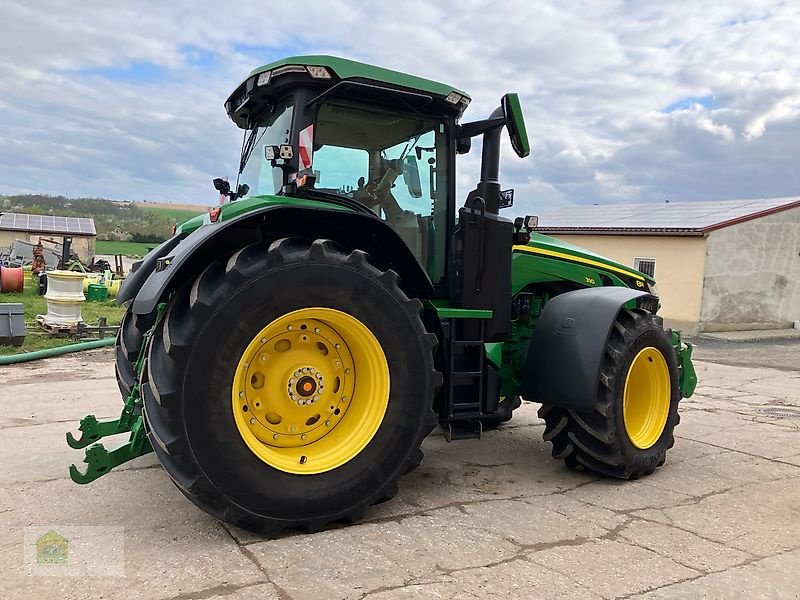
[67,56,697,534]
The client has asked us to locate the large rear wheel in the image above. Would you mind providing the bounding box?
[115,310,155,399]
[539,308,680,478]
[142,238,439,533]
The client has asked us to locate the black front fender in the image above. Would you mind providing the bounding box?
[521,287,649,410]
[121,205,434,315]
[116,234,184,306]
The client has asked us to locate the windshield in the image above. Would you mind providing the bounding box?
[238,99,294,196]
[312,102,450,283]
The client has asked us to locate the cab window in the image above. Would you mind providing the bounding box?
[313,102,449,283]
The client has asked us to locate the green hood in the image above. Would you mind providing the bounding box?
[517,232,654,284]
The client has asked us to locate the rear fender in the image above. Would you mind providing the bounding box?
[521,287,649,410]
[120,205,434,315]
[116,235,184,306]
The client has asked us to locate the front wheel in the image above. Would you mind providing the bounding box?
[539,308,680,478]
[142,238,439,534]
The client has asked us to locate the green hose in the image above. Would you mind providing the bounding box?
[0,338,115,365]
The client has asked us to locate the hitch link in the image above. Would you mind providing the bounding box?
[67,304,165,484]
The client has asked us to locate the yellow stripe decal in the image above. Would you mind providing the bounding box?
[512,245,645,281]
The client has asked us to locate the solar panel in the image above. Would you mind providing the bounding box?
[537,197,799,231]
[0,212,96,236]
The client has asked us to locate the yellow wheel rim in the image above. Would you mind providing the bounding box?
[622,347,671,449]
[232,307,390,474]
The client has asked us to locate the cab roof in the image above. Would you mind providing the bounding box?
[225,55,472,127]
[248,55,470,103]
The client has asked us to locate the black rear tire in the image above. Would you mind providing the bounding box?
[115,310,155,399]
[142,238,439,534]
[539,308,680,479]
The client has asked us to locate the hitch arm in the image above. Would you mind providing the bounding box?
[66,302,164,484]
[66,414,130,449]
[69,416,151,484]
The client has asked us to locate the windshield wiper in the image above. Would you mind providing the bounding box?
[238,127,266,174]
[237,105,274,175]
[290,188,375,215]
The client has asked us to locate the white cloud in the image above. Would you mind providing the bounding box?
[744,93,800,140]
[0,0,798,207]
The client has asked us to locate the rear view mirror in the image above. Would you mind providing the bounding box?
[402,155,423,198]
[501,93,531,158]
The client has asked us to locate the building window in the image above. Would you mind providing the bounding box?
[634,257,656,278]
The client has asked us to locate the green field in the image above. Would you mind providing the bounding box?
[138,205,205,223]
[95,240,154,257]
[0,278,125,356]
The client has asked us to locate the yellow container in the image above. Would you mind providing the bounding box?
[83,273,102,293]
[106,278,122,298]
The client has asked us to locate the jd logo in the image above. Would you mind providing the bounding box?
[36,530,68,565]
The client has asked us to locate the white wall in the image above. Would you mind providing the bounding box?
[701,206,800,326]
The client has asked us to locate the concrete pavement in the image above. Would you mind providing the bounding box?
[1,341,798,599]
[700,329,800,342]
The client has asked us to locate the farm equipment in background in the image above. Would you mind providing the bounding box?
[3,239,61,270]
[67,56,697,535]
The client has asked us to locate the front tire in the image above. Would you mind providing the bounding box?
[539,308,680,478]
[142,238,439,534]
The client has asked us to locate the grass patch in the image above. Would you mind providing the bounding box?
[95,240,154,257]
[139,205,204,223]
[0,277,125,356]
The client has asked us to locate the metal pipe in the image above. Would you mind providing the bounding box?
[0,337,115,365]
[479,106,505,184]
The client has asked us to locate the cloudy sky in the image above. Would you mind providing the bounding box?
[0,0,798,215]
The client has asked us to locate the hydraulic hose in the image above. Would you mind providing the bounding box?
[0,337,115,365]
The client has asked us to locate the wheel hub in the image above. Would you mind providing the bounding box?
[231,307,390,474]
[236,317,352,448]
[289,370,323,405]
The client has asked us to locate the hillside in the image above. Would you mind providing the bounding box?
[0,194,205,243]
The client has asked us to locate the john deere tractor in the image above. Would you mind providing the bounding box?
[67,56,697,534]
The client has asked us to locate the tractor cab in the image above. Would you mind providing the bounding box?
[225,56,529,302]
